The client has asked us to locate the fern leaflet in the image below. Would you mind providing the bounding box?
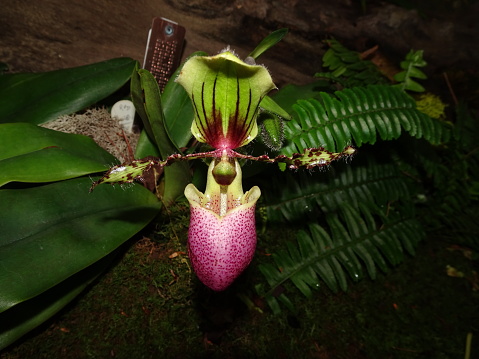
[393,50,427,92]
[258,202,425,314]
[281,85,447,155]
[315,38,388,87]
[260,161,411,222]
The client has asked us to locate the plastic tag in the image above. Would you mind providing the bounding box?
[111,100,136,133]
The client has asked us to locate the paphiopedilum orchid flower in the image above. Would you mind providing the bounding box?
[90,47,355,292]
[176,50,273,290]
[176,51,354,290]
[185,155,260,291]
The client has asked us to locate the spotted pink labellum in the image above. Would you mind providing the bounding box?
[184,157,261,291]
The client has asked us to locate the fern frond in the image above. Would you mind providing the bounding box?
[260,161,411,222]
[316,39,388,87]
[393,50,427,92]
[282,85,447,155]
[258,202,424,314]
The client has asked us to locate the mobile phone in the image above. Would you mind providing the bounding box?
[143,17,186,91]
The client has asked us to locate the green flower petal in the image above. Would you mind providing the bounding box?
[176,51,276,149]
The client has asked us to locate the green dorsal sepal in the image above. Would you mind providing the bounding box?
[176,51,276,150]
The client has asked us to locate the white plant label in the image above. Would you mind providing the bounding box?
[111,100,136,133]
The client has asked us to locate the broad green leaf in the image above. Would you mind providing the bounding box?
[0,250,118,350]
[0,123,117,186]
[134,129,161,158]
[0,176,162,313]
[133,52,207,155]
[162,51,208,148]
[131,68,191,204]
[260,95,292,120]
[130,63,154,143]
[0,58,136,124]
[248,28,288,60]
[271,81,327,114]
[131,67,180,158]
[162,76,194,149]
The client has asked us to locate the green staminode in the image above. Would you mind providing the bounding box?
[176,51,276,150]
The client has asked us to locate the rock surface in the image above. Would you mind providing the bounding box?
[1,0,477,87]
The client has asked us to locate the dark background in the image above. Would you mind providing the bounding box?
[1,0,478,88]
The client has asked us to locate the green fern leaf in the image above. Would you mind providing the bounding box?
[316,39,387,87]
[393,50,427,92]
[260,161,411,222]
[282,85,446,155]
[258,202,424,314]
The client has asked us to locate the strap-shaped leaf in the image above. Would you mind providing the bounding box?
[131,66,180,158]
[131,67,191,204]
[0,123,117,187]
[160,51,208,149]
[0,250,118,350]
[0,58,136,124]
[248,28,288,60]
[0,177,162,314]
[282,85,448,155]
[258,202,424,314]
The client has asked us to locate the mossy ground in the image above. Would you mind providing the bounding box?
[1,202,478,359]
